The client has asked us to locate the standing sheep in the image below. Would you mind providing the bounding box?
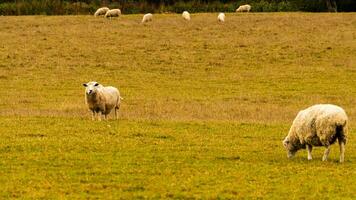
[83,81,122,121]
[217,13,225,22]
[182,11,191,21]
[142,13,153,23]
[94,7,109,17]
[283,104,348,163]
[105,9,121,18]
[236,4,251,12]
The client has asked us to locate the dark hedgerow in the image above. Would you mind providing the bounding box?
[0,0,355,15]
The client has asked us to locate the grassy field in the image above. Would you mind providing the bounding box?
[0,13,356,199]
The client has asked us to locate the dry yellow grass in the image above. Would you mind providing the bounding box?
[0,13,355,123]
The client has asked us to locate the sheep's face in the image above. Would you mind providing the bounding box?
[83,81,100,95]
[283,137,297,158]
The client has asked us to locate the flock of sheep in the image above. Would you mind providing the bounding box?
[94,7,153,23]
[84,3,349,163]
[94,4,251,23]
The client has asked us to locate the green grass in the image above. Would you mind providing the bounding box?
[0,13,356,198]
[1,117,355,199]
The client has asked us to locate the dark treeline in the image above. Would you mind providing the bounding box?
[0,0,355,15]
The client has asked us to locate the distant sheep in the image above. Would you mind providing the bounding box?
[236,4,251,12]
[217,13,225,22]
[105,9,121,18]
[83,81,122,121]
[94,7,109,17]
[182,11,191,21]
[142,13,153,23]
[283,104,348,163]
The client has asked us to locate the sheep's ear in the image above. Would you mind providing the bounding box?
[94,83,99,86]
[83,83,88,87]
[283,140,289,147]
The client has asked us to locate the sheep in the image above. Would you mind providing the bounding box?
[217,12,225,22]
[182,11,191,21]
[94,7,109,17]
[283,104,348,163]
[236,4,251,12]
[105,9,121,18]
[83,81,122,121]
[142,13,153,23]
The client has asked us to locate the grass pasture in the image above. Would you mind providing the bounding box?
[0,13,356,198]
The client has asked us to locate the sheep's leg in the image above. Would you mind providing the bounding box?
[322,146,331,161]
[114,108,118,120]
[92,111,96,121]
[97,111,102,121]
[115,105,120,120]
[339,140,345,163]
[104,114,108,121]
[306,144,313,160]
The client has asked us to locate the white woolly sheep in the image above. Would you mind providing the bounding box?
[94,7,109,17]
[182,11,191,21]
[105,9,121,18]
[217,12,225,22]
[83,81,122,121]
[236,4,251,12]
[283,104,348,163]
[142,13,153,23]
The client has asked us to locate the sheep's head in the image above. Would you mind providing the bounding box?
[283,137,297,158]
[83,81,101,95]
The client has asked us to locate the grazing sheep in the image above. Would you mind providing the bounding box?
[142,13,153,23]
[94,7,109,17]
[182,11,191,21]
[105,9,121,18]
[217,12,225,22]
[83,81,122,121]
[236,4,251,12]
[283,104,348,163]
